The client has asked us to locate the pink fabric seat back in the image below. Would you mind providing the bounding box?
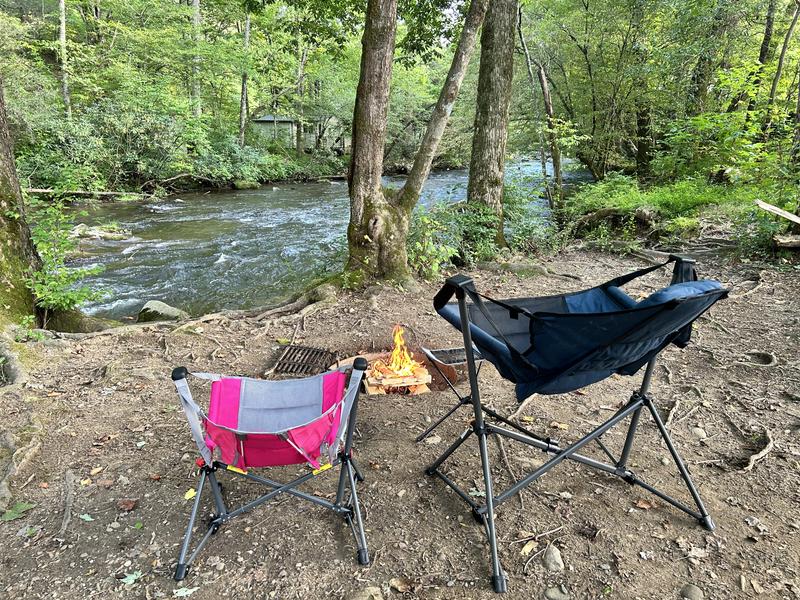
[204,371,347,469]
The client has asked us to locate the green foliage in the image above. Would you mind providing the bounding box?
[0,501,35,522]
[14,315,44,343]
[407,207,457,280]
[25,201,104,322]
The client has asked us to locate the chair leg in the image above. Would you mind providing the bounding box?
[642,394,715,530]
[175,467,226,581]
[415,398,467,442]
[344,459,370,565]
[476,428,507,593]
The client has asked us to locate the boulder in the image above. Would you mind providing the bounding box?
[137,300,189,323]
[233,180,260,190]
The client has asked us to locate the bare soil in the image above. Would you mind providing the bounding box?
[1,248,799,600]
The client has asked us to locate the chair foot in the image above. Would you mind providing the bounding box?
[357,548,370,565]
[424,466,437,477]
[471,508,485,525]
[491,573,508,593]
[699,515,715,531]
[174,563,189,582]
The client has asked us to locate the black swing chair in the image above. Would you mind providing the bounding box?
[426,255,728,593]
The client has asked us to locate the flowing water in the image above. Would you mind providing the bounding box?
[73,160,590,319]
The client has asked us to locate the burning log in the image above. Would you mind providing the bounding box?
[367,325,431,395]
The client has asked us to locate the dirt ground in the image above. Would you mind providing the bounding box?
[1,248,798,600]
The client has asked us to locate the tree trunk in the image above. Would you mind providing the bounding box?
[397,0,489,206]
[763,1,800,136]
[687,2,735,116]
[793,59,800,167]
[347,0,488,281]
[59,0,71,119]
[346,0,403,280]
[467,0,516,247]
[0,80,40,325]
[518,6,563,216]
[191,0,201,118]
[636,105,652,180]
[727,0,776,114]
[238,12,250,148]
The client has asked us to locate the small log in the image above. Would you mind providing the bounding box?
[774,234,800,248]
[755,199,800,226]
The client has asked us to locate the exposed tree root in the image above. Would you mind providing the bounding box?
[740,427,775,473]
[57,470,76,538]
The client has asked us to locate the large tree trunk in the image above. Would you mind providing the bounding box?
[346,0,402,280]
[518,7,563,218]
[467,0,516,246]
[238,12,250,148]
[191,0,202,118]
[0,80,40,325]
[347,0,487,281]
[763,1,800,136]
[295,45,307,156]
[59,0,71,119]
[793,59,800,167]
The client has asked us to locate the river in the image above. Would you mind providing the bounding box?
[73,159,590,319]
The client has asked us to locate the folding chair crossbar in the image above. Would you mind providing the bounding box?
[427,264,725,593]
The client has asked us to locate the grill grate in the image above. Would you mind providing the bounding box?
[422,346,483,367]
[272,344,338,376]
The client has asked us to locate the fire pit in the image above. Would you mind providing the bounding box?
[366,325,431,395]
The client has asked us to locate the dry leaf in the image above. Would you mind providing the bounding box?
[117,498,138,512]
[389,577,414,593]
[90,467,103,476]
[520,539,538,556]
[184,488,197,500]
[549,421,569,431]
[635,499,655,510]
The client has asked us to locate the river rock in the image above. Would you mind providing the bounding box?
[70,222,131,241]
[544,585,571,600]
[542,544,565,572]
[137,300,189,322]
[691,427,708,440]
[680,583,704,600]
[233,180,260,190]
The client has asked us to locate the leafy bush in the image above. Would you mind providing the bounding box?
[407,207,457,280]
[26,200,104,326]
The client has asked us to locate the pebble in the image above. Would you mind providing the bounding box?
[542,544,565,572]
[691,427,708,440]
[544,585,571,600]
[681,583,704,600]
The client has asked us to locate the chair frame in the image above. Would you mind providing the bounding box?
[171,363,370,582]
[425,275,716,593]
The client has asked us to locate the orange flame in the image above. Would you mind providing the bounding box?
[370,325,422,377]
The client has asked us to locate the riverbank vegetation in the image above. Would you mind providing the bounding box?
[1,0,800,329]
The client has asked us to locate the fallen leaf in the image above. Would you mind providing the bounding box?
[133,521,144,529]
[79,513,95,522]
[89,467,104,476]
[389,577,414,593]
[80,478,92,486]
[520,539,538,556]
[97,478,114,488]
[635,499,655,510]
[184,488,197,500]
[121,571,143,585]
[0,502,35,522]
[276,337,291,345]
[117,498,138,512]
[549,421,569,431]
[149,473,162,481]
[521,416,535,423]
[173,588,199,597]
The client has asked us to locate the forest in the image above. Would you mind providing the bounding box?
[0,1,800,597]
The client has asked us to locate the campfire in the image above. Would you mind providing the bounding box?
[366,325,431,395]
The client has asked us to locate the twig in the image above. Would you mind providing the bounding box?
[664,397,681,430]
[57,470,76,537]
[523,546,547,574]
[740,427,775,473]
[674,404,700,424]
[492,435,523,508]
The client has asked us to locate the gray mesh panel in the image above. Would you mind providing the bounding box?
[237,376,324,432]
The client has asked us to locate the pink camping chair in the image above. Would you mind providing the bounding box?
[170,358,369,581]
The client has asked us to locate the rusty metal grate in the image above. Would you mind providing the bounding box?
[272,345,338,376]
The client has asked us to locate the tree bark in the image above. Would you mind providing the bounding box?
[467,0,516,246]
[636,105,652,180]
[727,0,776,114]
[238,12,250,148]
[191,0,202,118]
[793,59,800,167]
[346,0,487,281]
[518,7,563,218]
[59,0,71,119]
[295,46,307,156]
[763,1,800,136]
[0,80,40,324]
[346,0,402,280]
[397,0,489,207]
[687,1,735,116]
